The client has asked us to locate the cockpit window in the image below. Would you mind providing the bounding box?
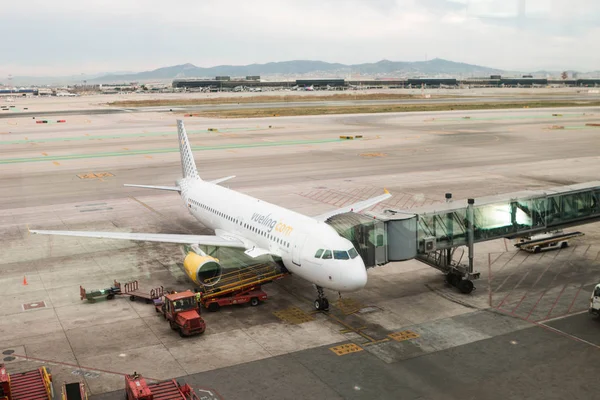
[348,248,359,259]
[315,249,324,258]
[322,250,332,259]
[333,250,349,260]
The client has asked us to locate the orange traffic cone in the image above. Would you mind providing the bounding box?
[23,276,28,285]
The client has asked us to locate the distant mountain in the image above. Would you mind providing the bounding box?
[11,59,598,86]
[8,71,137,86]
[90,58,503,83]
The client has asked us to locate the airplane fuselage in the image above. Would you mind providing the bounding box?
[183,178,367,292]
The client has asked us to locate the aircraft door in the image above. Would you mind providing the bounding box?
[292,233,308,266]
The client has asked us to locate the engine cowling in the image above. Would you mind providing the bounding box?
[183,251,222,286]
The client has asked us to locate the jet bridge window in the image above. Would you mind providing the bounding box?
[333,250,349,260]
[315,249,324,258]
[322,250,332,259]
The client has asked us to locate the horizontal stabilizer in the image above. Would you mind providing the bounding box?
[124,184,180,192]
[313,189,392,221]
[210,176,236,185]
[29,229,246,248]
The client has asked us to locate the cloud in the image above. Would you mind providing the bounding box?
[0,0,598,76]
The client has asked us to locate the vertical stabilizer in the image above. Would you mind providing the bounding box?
[177,120,201,180]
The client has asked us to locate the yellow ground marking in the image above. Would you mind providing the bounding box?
[363,135,381,141]
[122,147,129,150]
[388,330,420,342]
[144,155,153,159]
[363,338,390,346]
[52,162,60,166]
[329,343,363,356]
[273,306,315,325]
[41,152,48,156]
[360,152,387,158]
[77,172,114,180]
[335,298,362,315]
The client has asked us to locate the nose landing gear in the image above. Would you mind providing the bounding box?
[314,286,329,311]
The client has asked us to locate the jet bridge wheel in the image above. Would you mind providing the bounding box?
[457,279,474,294]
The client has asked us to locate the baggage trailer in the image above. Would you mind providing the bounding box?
[121,280,164,304]
[0,364,54,400]
[200,263,288,312]
[79,281,121,302]
[125,372,200,400]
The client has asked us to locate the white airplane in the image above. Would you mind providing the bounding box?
[31,120,391,310]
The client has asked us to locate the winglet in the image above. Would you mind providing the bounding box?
[384,188,389,194]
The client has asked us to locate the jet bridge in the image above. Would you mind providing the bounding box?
[327,181,600,294]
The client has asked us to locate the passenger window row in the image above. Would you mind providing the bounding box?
[189,198,290,249]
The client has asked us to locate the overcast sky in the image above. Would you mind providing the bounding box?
[1,0,599,77]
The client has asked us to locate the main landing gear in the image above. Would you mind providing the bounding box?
[314,286,329,311]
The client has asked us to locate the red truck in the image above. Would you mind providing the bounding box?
[155,290,206,337]
[125,372,200,400]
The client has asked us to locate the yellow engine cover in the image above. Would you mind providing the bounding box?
[183,252,219,285]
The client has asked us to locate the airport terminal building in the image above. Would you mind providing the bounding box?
[172,76,600,90]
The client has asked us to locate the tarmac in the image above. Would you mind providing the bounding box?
[1,93,600,399]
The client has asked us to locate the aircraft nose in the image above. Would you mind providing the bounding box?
[344,259,368,292]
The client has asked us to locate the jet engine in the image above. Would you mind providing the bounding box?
[183,251,222,286]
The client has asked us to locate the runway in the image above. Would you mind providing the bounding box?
[2,101,600,398]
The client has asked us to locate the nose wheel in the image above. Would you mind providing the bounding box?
[314,286,329,311]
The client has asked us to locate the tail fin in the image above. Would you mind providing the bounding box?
[177,120,201,180]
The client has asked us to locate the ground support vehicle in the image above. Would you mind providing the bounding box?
[200,263,287,312]
[514,231,583,253]
[61,382,86,400]
[121,280,164,304]
[79,280,121,301]
[0,364,54,400]
[155,291,206,337]
[589,284,600,317]
[125,372,200,399]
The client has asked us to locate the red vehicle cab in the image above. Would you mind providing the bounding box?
[156,290,205,337]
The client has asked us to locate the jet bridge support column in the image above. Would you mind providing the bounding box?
[467,198,475,274]
[445,193,453,268]
[439,198,476,294]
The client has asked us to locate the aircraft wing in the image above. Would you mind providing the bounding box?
[29,230,246,248]
[210,175,235,185]
[312,189,392,222]
[124,184,180,192]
